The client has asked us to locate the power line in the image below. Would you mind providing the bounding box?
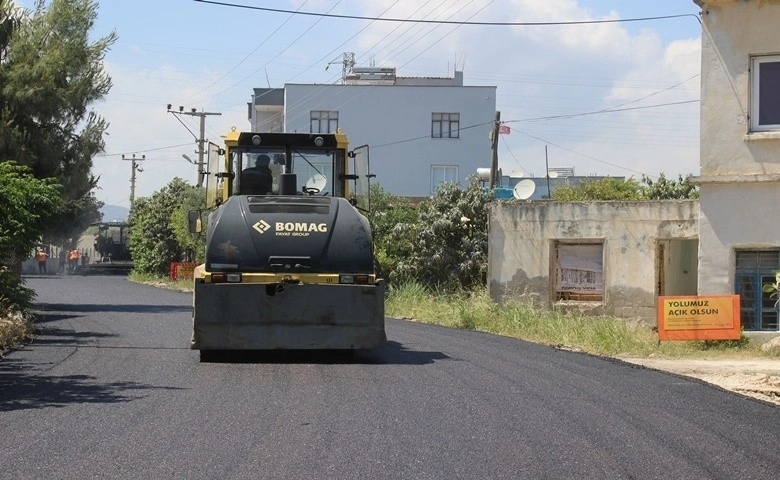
[504,99,699,124]
[192,1,698,26]
[515,130,651,178]
[398,0,493,69]
[95,143,194,157]
[371,98,697,150]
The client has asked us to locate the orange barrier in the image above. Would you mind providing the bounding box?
[170,262,198,281]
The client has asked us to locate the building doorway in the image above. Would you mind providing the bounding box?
[656,239,698,297]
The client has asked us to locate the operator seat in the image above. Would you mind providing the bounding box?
[240,168,272,195]
[240,154,273,195]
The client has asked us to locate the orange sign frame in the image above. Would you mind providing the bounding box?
[657,295,741,341]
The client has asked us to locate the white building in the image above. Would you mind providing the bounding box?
[249,64,497,197]
[694,0,780,332]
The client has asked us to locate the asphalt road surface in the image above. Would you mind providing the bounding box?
[1,275,779,479]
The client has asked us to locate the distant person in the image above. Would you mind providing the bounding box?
[58,249,67,274]
[36,248,49,274]
[240,154,273,195]
[67,248,80,273]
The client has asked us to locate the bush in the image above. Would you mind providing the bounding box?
[0,161,61,315]
[384,178,490,290]
[128,178,192,276]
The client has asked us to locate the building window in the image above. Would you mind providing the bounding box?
[432,112,460,138]
[310,110,338,134]
[735,249,779,331]
[431,165,458,193]
[553,242,604,302]
[750,55,780,132]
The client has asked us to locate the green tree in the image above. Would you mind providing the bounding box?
[171,186,207,263]
[0,1,23,62]
[551,177,644,201]
[128,178,191,276]
[0,0,115,244]
[0,161,61,313]
[386,178,491,290]
[641,173,699,199]
[551,174,699,201]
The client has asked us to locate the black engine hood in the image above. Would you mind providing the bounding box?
[205,195,374,273]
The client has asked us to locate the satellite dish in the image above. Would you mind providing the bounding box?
[547,170,559,178]
[513,179,536,200]
[304,173,327,193]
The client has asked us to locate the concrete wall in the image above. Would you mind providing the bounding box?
[698,182,780,294]
[251,88,284,133]
[488,200,699,321]
[281,83,497,197]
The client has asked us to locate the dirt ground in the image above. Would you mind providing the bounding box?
[620,357,780,406]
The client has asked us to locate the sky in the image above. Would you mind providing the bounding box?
[17,0,704,210]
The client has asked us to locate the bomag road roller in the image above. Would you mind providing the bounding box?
[189,128,386,361]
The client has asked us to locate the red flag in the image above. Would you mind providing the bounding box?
[499,124,511,135]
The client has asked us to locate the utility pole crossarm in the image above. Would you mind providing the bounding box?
[121,154,146,205]
[166,105,222,187]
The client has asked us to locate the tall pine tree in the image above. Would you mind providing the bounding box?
[0,0,116,244]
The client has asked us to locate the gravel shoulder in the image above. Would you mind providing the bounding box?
[620,357,780,406]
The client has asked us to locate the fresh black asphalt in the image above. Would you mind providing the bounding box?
[1,275,778,479]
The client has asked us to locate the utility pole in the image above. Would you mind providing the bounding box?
[545,145,551,199]
[489,111,501,189]
[121,154,145,205]
[166,105,221,187]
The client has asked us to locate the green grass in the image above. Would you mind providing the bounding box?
[128,272,194,292]
[386,281,776,359]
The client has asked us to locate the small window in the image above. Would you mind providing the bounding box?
[750,55,780,132]
[310,110,338,134]
[432,112,460,138]
[431,165,458,193]
[735,249,779,331]
[554,242,604,302]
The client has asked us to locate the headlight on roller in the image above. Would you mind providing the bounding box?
[211,273,242,283]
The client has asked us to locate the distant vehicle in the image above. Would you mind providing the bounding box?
[90,221,132,271]
[189,128,386,361]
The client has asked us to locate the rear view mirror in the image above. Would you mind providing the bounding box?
[188,210,202,234]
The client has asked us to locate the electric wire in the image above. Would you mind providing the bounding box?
[398,1,493,70]
[182,0,311,103]
[375,0,475,65]
[499,134,529,176]
[192,1,697,27]
[504,99,699,124]
[198,0,346,104]
[354,0,441,63]
[95,143,195,157]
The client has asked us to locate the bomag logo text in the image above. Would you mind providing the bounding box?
[274,222,328,237]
